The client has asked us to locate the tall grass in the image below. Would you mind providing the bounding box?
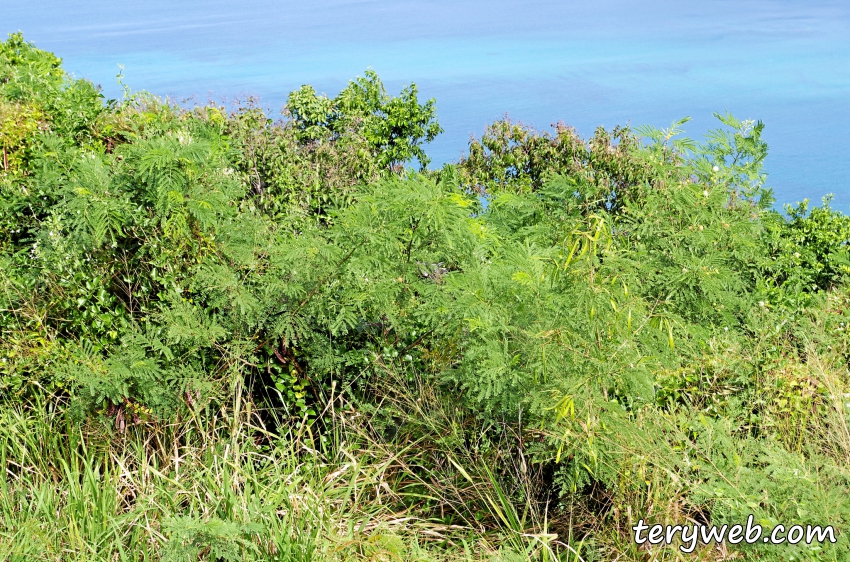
[3,346,849,561]
[0,386,541,561]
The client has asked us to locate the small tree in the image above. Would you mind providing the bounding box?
[286,69,442,170]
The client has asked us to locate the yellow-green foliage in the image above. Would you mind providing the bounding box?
[2,33,850,562]
[0,100,43,175]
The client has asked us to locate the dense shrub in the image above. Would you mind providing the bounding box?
[2,33,850,561]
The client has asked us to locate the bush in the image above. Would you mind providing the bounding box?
[3,33,850,561]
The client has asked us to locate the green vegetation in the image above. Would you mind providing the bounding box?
[2,32,850,561]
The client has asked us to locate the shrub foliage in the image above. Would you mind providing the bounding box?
[2,33,850,561]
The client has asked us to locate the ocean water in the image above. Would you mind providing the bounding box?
[5,0,849,209]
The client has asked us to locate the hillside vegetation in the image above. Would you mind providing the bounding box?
[2,33,850,561]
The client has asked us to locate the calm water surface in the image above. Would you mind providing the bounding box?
[5,0,850,208]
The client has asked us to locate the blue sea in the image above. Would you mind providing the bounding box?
[5,0,849,209]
